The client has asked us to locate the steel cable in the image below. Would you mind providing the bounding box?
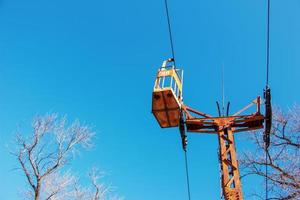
[164,0,177,68]
[266,0,271,87]
[265,0,271,199]
[184,150,192,200]
[265,146,269,200]
[163,1,191,199]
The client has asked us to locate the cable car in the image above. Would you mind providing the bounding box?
[152,58,183,128]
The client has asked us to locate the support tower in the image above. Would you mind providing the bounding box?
[151,59,265,200]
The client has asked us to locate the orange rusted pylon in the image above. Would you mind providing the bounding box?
[182,98,264,200]
[151,59,265,200]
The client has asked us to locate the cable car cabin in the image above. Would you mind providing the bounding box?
[152,59,183,128]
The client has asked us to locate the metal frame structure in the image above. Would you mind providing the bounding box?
[181,97,264,200]
[151,59,266,200]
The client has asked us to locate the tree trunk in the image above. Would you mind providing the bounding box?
[35,180,41,200]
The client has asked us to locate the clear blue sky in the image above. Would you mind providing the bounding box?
[0,0,299,199]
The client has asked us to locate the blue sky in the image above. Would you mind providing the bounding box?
[0,0,299,199]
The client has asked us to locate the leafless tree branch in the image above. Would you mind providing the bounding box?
[240,106,300,200]
[13,114,94,200]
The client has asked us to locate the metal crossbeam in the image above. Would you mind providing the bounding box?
[181,97,264,200]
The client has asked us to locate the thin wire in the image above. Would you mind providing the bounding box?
[266,0,271,86]
[164,1,189,198]
[164,0,177,67]
[265,0,271,199]
[265,146,268,200]
[184,151,192,200]
[221,64,225,116]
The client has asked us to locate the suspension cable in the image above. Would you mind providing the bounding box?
[179,110,192,200]
[266,0,271,87]
[265,0,271,199]
[265,145,268,200]
[164,1,190,197]
[164,0,177,67]
[184,150,192,200]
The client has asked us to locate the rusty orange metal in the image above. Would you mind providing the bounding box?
[151,60,264,200]
[152,89,181,128]
[181,97,263,200]
[152,59,183,128]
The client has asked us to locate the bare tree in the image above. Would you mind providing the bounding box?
[12,114,123,200]
[89,167,110,200]
[43,171,76,200]
[240,106,300,199]
[13,114,94,200]
[35,168,123,200]
[89,170,124,200]
[72,168,124,200]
